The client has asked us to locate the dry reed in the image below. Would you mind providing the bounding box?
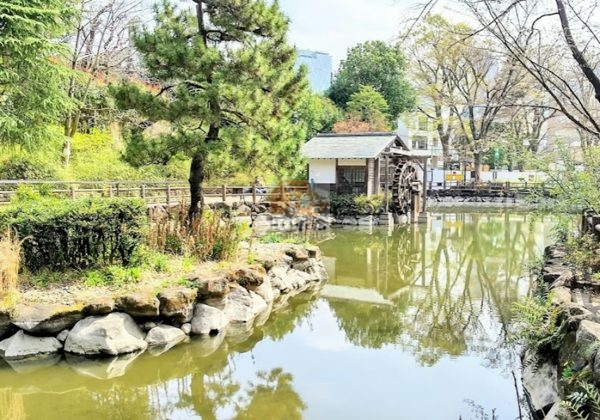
[148,203,246,261]
[0,231,21,294]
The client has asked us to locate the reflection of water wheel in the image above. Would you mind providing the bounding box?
[391,160,419,215]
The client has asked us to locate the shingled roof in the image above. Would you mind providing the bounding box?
[302,132,405,159]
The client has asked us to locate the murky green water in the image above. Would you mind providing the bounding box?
[0,211,553,420]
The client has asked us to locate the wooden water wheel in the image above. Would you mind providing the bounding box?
[391,160,419,215]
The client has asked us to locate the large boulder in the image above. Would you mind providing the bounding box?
[0,330,62,360]
[191,304,229,336]
[253,275,275,304]
[228,266,265,289]
[522,354,559,417]
[576,320,600,356]
[158,287,197,325]
[11,303,84,336]
[65,312,148,356]
[115,292,160,318]
[190,272,230,299]
[83,297,115,315]
[225,286,267,324]
[145,324,186,348]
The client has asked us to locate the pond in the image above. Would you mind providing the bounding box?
[0,210,554,420]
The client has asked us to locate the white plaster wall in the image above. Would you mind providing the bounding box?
[309,159,336,183]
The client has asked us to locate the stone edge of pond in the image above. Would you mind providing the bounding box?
[522,245,600,420]
[0,243,328,366]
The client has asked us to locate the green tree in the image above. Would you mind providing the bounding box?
[327,40,415,119]
[296,94,343,139]
[111,0,308,218]
[0,0,74,147]
[346,85,390,125]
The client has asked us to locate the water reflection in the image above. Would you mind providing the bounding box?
[0,294,317,420]
[320,211,550,365]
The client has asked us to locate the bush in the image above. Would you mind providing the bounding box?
[0,198,147,271]
[0,156,56,180]
[330,193,385,216]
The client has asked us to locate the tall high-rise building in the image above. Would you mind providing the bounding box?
[296,50,332,93]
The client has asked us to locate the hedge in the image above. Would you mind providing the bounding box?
[0,197,147,271]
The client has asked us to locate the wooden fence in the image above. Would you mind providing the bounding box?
[426,180,552,197]
[0,180,310,206]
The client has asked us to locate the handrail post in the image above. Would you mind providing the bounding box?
[140,184,146,199]
[70,186,75,200]
[280,184,284,201]
[166,184,171,207]
[221,184,226,202]
[252,185,256,204]
[109,184,114,198]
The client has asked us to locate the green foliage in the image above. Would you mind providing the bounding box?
[296,94,343,139]
[511,284,565,354]
[562,381,600,420]
[330,193,385,216]
[0,0,75,147]
[112,0,309,213]
[85,265,143,287]
[327,40,415,119]
[0,156,56,180]
[531,143,600,214]
[346,85,390,125]
[0,197,147,271]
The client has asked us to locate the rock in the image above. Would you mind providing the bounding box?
[203,297,227,310]
[522,354,559,416]
[224,286,267,324]
[65,312,148,356]
[236,204,252,217]
[342,217,358,225]
[543,401,571,420]
[65,351,142,379]
[5,354,61,374]
[190,272,230,298]
[141,322,157,332]
[542,265,572,283]
[83,297,115,315]
[228,266,265,289]
[11,303,84,336]
[191,304,229,336]
[157,287,198,325]
[358,216,376,226]
[305,245,320,259]
[285,246,309,261]
[115,292,160,318]
[551,287,572,306]
[0,310,11,339]
[269,266,290,293]
[0,330,62,360]
[576,320,600,361]
[253,275,275,304]
[560,304,594,331]
[56,329,69,343]
[180,323,192,335]
[145,324,186,348]
[254,213,273,224]
[283,269,313,292]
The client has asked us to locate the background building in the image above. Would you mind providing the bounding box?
[296,49,332,93]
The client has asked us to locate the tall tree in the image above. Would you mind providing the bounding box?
[112,0,308,218]
[327,40,415,120]
[0,0,74,148]
[62,0,143,166]
[462,0,600,145]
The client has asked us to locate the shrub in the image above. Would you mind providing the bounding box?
[0,231,22,294]
[0,156,56,180]
[330,193,385,216]
[0,198,147,271]
[148,204,249,261]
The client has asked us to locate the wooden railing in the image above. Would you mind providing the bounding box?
[425,180,553,197]
[0,180,310,206]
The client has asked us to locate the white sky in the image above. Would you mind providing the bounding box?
[278,0,457,70]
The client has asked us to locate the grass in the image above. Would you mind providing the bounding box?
[0,231,22,295]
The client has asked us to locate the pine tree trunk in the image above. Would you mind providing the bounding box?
[188,151,205,220]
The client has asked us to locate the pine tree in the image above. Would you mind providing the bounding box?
[112,0,308,218]
[0,0,74,147]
